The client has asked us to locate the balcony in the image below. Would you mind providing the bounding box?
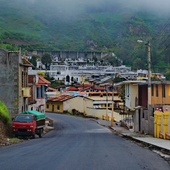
[22,87,31,98]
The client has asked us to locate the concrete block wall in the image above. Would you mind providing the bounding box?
[0,49,20,116]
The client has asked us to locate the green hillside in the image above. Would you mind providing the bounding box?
[0,0,170,72]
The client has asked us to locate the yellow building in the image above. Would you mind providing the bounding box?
[151,81,170,106]
[124,80,170,110]
[46,95,93,114]
[46,95,72,113]
[88,92,123,111]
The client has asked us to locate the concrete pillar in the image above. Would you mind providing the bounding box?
[156,112,162,138]
[154,111,158,138]
[163,111,169,139]
[134,109,139,132]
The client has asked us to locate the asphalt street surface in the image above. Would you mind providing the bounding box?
[0,113,169,170]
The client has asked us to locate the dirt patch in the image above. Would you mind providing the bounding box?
[0,120,23,147]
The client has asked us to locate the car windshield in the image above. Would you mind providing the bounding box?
[14,115,33,123]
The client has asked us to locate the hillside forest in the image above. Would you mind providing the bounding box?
[0,0,170,73]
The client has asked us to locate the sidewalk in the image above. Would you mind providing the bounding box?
[96,119,170,152]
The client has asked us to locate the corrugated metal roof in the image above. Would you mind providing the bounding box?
[100,76,111,82]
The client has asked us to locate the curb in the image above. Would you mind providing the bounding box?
[96,121,170,154]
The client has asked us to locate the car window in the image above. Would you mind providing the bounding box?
[14,115,33,122]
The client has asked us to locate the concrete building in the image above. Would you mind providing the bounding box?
[122,80,170,135]
[0,49,32,117]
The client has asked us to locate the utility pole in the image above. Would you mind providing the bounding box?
[106,85,108,121]
[111,81,114,127]
[147,41,151,109]
[137,40,151,109]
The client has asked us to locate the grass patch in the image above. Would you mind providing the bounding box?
[0,101,10,124]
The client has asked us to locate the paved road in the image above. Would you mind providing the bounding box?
[0,113,169,170]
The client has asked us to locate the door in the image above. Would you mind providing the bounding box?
[52,105,54,112]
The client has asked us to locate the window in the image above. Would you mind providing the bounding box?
[41,85,44,98]
[46,104,49,109]
[162,84,166,98]
[126,84,129,97]
[57,105,60,110]
[151,84,154,96]
[156,84,158,97]
[37,87,41,98]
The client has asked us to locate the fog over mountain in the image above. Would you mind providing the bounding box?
[25,0,170,15]
[6,0,170,18]
[1,0,170,71]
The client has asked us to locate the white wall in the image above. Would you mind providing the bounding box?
[125,83,138,110]
[86,107,122,122]
[63,97,93,113]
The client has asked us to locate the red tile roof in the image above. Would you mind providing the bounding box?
[47,95,73,102]
[67,86,78,91]
[47,87,56,92]
[79,86,91,92]
[36,75,51,86]
[93,85,105,91]
[77,84,92,88]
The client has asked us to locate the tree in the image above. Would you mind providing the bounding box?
[28,55,37,69]
[132,58,145,70]
[165,71,170,81]
[92,56,98,63]
[113,75,123,83]
[41,53,52,70]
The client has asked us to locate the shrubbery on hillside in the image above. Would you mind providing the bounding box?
[0,101,10,124]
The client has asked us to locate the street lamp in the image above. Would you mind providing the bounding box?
[137,40,151,109]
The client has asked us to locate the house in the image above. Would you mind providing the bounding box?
[124,80,170,111]
[46,95,93,114]
[28,75,37,111]
[35,75,51,113]
[46,87,58,99]
[123,80,170,135]
[46,95,73,113]
[28,74,51,113]
[0,49,32,117]
[123,80,146,111]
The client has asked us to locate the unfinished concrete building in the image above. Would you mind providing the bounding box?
[0,48,31,117]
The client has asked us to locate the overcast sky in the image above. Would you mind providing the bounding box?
[1,0,166,18]
[25,0,170,14]
[27,0,170,8]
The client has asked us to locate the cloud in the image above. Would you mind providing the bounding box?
[22,0,170,16]
[127,0,170,12]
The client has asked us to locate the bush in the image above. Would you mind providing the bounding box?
[0,101,10,124]
[63,110,69,114]
[72,109,84,117]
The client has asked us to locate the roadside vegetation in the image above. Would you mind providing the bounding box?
[0,101,10,124]
[0,101,23,147]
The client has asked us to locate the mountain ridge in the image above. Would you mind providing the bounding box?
[0,0,170,71]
